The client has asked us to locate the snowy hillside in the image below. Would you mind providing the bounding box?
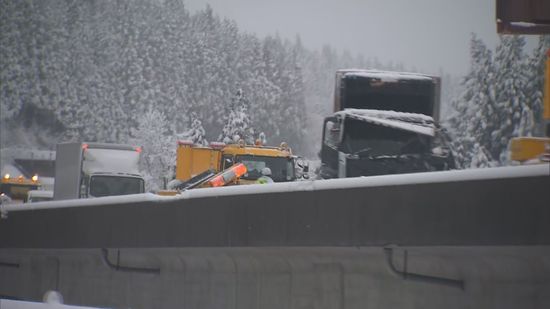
[0,0,424,158]
[2,0,545,177]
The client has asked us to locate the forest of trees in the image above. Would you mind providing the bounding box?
[2,0,547,188]
[0,0,413,188]
[0,0,404,153]
[448,34,550,168]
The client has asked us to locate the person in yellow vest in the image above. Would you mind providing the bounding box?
[256,167,274,184]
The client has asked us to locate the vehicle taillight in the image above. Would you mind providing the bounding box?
[82,143,89,150]
[135,146,142,153]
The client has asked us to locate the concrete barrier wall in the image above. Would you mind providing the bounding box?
[0,174,549,248]
[1,247,549,309]
[1,170,549,308]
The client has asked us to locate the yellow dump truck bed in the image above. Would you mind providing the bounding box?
[176,142,222,181]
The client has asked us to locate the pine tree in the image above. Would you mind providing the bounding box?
[449,34,497,168]
[219,89,255,144]
[258,132,267,145]
[130,108,174,191]
[469,143,494,169]
[492,35,528,163]
[187,112,208,146]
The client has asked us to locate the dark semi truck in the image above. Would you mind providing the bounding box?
[319,69,455,179]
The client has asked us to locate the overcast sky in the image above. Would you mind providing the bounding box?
[184,0,534,76]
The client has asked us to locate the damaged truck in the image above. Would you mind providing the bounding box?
[319,69,455,179]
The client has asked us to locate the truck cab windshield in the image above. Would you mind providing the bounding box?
[341,118,431,157]
[89,175,145,197]
[230,155,295,182]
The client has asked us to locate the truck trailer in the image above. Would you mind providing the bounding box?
[320,70,454,178]
[53,143,145,200]
[333,69,441,119]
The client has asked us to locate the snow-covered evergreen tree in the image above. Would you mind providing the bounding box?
[130,107,174,191]
[449,34,547,168]
[219,89,255,144]
[258,132,267,145]
[469,143,496,169]
[187,112,207,146]
[492,35,529,163]
[449,34,498,168]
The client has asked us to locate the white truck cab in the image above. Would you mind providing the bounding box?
[53,143,145,200]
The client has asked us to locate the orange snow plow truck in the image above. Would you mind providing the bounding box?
[172,140,308,190]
